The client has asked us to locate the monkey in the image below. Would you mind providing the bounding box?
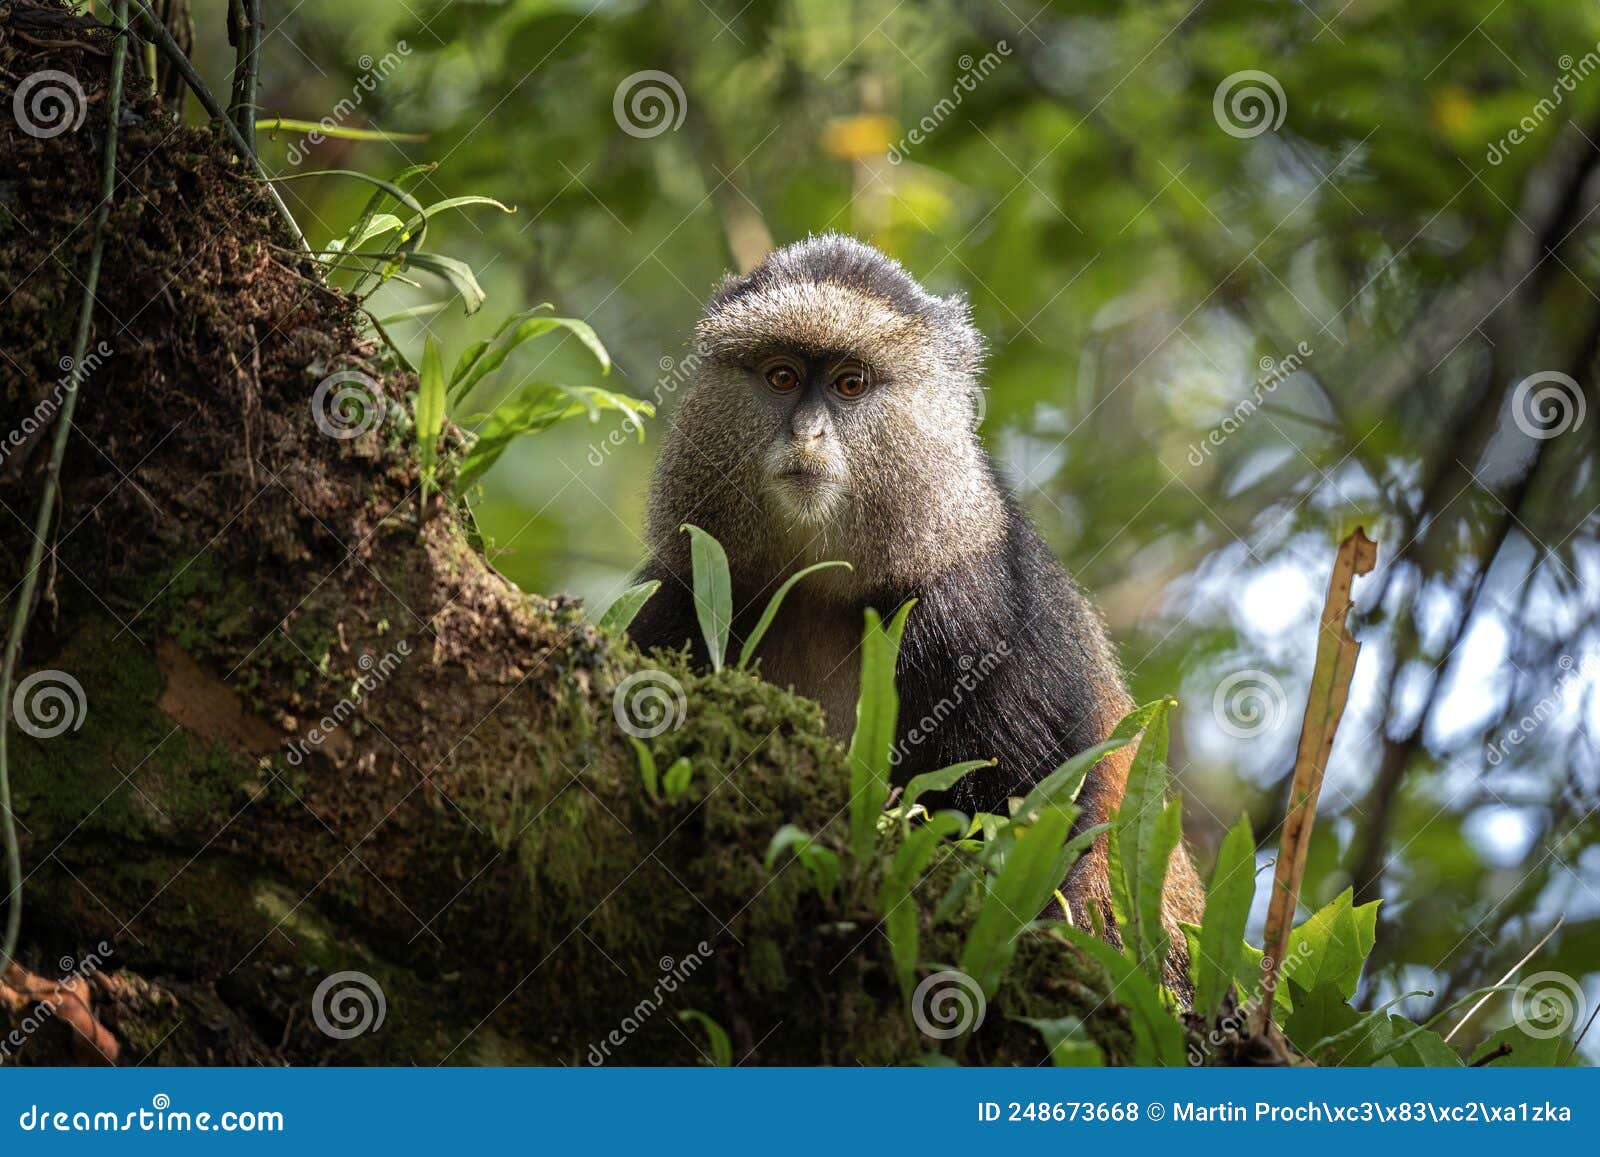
[627,233,1204,987]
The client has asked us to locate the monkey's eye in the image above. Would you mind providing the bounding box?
[764,363,801,392]
[832,368,869,399]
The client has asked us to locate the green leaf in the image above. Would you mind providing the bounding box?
[848,606,909,860]
[271,168,429,256]
[1282,887,1381,1001]
[628,737,659,800]
[901,760,994,816]
[392,251,486,315]
[1053,925,1187,1066]
[415,336,446,504]
[1303,988,1432,1065]
[765,824,842,900]
[677,1010,732,1067]
[959,803,1075,996]
[453,383,649,492]
[331,162,435,282]
[1105,698,1177,979]
[1011,1014,1103,1066]
[1193,814,1256,1021]
[736,560,853,670]
[597,581,661,635]
[1009,736,1130,828]
[680,524,732,672]
[258,117,429,143]
[448,309,611,404]
[663,756,694,803]
[879,811,965,998]
[1470,1022,1571,1067]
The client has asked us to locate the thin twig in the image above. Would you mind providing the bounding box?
[127,0,305,251]
[1443,914,1563,1042]
[0,0,131,977]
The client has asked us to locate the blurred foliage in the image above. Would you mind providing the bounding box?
[197,0,1600,1059]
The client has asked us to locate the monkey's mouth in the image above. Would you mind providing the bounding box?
[765,463,847,524]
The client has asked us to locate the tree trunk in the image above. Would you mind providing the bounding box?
[0,3,1122,1066]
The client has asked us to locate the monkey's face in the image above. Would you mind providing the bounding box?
[750,350,869,527]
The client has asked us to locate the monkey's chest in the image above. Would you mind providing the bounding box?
[741,598,861,742]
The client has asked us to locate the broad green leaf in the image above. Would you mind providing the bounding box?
[681,524,732,672]
[1282,887,1381,1001]
[628,737,659,800]
[901,760,994,816]
[878,811,965,998]
[1105,698,1176,978]
[663,756,694,803]
[1011,1014,1103,1066]
[959,803,1075,996]
[1469,1022,1571,1067]
[1193,814,1256,1020]
[1304,989,1431,1064]
[736,560,853,669]
[597,581,660,635]
[1383,1017,1463,1067]
[677,1010,732,1067]
[415,336,445,504]
[848,606,908,860]
[1053,925,1187,1066]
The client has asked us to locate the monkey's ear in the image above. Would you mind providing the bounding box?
[938,291,986,375]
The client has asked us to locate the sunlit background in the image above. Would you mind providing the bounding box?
[184,0,1600,1056]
